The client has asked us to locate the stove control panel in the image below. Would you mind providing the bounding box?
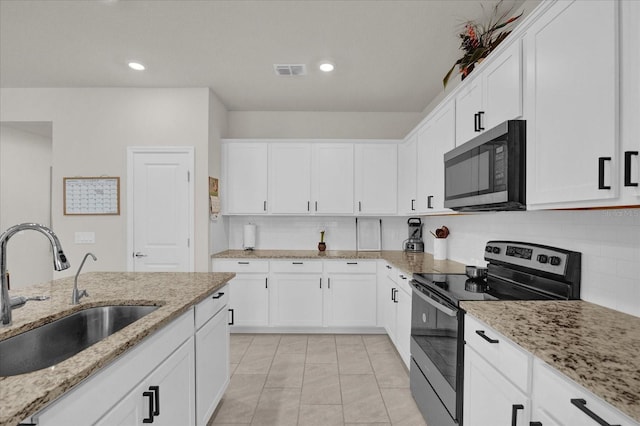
[485,241,569,276]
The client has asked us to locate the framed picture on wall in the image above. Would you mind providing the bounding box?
[63,177,120,215]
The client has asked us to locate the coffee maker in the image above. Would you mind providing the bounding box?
[404,217,425,252]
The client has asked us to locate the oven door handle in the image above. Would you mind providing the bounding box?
[410,282,458,317]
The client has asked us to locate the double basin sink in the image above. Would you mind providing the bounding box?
[0,305,158,376]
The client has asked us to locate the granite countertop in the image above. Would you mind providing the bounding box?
[461,300,640,422]
[212,249,467,275]
[0,271,234,426]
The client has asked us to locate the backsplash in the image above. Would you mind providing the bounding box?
[226,209,639,317]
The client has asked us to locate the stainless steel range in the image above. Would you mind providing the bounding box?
[409,241,581,426]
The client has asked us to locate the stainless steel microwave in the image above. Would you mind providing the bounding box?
[443,120,526,211]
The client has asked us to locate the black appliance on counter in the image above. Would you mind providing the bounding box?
[443,120,526,211]
[409,240,581,426]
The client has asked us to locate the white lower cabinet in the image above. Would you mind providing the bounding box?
[464,314,639,426]
[96,337,196,426]
[464,346,530,426]
[195,297,230,426]
[212,260,269,328]
[324,261,377,327]
[32,287,231,426]
[270,260,323,327]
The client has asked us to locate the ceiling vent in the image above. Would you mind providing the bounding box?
[274,64,307,76]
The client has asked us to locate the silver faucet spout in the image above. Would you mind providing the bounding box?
[72,252,97,305]
[0,223,70,326]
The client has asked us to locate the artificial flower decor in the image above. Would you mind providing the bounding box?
[443,1,523,88]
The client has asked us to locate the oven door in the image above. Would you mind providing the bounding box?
[410,281,462,424]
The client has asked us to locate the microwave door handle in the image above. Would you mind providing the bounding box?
[410,282,457,317]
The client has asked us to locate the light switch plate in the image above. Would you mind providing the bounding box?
[75,232,95,244]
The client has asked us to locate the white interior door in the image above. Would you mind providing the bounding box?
[128,147,194,272]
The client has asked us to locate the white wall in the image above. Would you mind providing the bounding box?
[0,124,53,287]
[0,88,215,277]
[420,209,640,317]
[227,111,422,139]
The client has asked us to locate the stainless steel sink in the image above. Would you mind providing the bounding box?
[0,305,159,376]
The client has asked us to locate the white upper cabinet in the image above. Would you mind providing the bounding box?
[455,40,523,146]
[312,143,355,215]
[355,143,398,215]
[397,134,418,215]
[620,0,640,204]
[268,143,312,214]
[525,0,619,208]
[416,100,456,214]
[223,142,268,214]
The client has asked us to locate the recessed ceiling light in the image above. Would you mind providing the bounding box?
[128,62,145,71]
[319,62,335,73]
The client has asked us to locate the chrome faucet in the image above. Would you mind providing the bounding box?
[0,223,71,326]
[72,252,96,305]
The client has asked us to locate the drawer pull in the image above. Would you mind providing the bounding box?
[237,261,250,265]
[292,262,304,264]
[386,265,392,270]
[570,398,620,426]
[530,423,543,426]
[511,404,523,426]
[399,274,407,280]
[212,292,225,299]
[475,330,499,344]
[347,262,358,265]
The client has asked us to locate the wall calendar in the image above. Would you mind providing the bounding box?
[64,177,120,215]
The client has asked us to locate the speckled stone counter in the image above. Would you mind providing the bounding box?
[461,300,640,422]
[212,249,467,274]
[0,271,234,426]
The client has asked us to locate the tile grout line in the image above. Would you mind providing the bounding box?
[364,336,394,425]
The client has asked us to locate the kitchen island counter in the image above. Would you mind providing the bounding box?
[0,271,234,426]
[461,300,640,423]
[212,249,466,274]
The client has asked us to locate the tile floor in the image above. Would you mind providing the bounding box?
[209,334,428,426]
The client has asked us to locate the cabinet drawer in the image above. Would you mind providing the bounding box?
[212,259,269,273]
[396,270,411,294]
[271,260,323,273]
[464,314,531,393]
[533,360,636,426]
[195,285,229,330]
[383,263,398,282]
[325,260,377,274]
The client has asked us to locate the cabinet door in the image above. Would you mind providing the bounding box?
[229,274,269,327]
[417,101,456,213]
[525,0,618,207]
[620,0,640,203]
[325,273,377,327]
[383,275,397,343]
[463,347,530,426]
[455,76,483,146]
[271,273,323,326]
[97,337,196,426]
[224,143,268,214]
[398,134,418,215]
[355,143,398,215]
[312,143,354,215]
[269,143,312,214]
[483,40,523,130]
[195,307,229,426]
[395,287,412,368]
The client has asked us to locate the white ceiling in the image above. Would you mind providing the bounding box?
[0,0,527,113]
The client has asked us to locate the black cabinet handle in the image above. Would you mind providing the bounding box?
[475,330,499,344]
[292,262,304,264]
[624,151,638,187]
[598,157,612,190]
[359,201,362,212]
[328,278,331,289]
[347,262,358,265]
[511,404,524,426]
[150,386,160,417]
[212,292,225,299]
[391,287,396,302]
[315,201,318,211]
[238,261,250,265]
[474,113,479,132]
[265,277,268,289]
[319,277,322,289]
[427,195,433,209]
[530,422,543,426]
[143,391,154,423]
[478,111,485,131]
[411,199,415,211]
[307,201,310,211]
[393,289,399,303]
[571,398,620,426]
[228,308,234,325]
[386,265,392,270]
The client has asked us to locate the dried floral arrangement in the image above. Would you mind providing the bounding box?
[443,1,523,87]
